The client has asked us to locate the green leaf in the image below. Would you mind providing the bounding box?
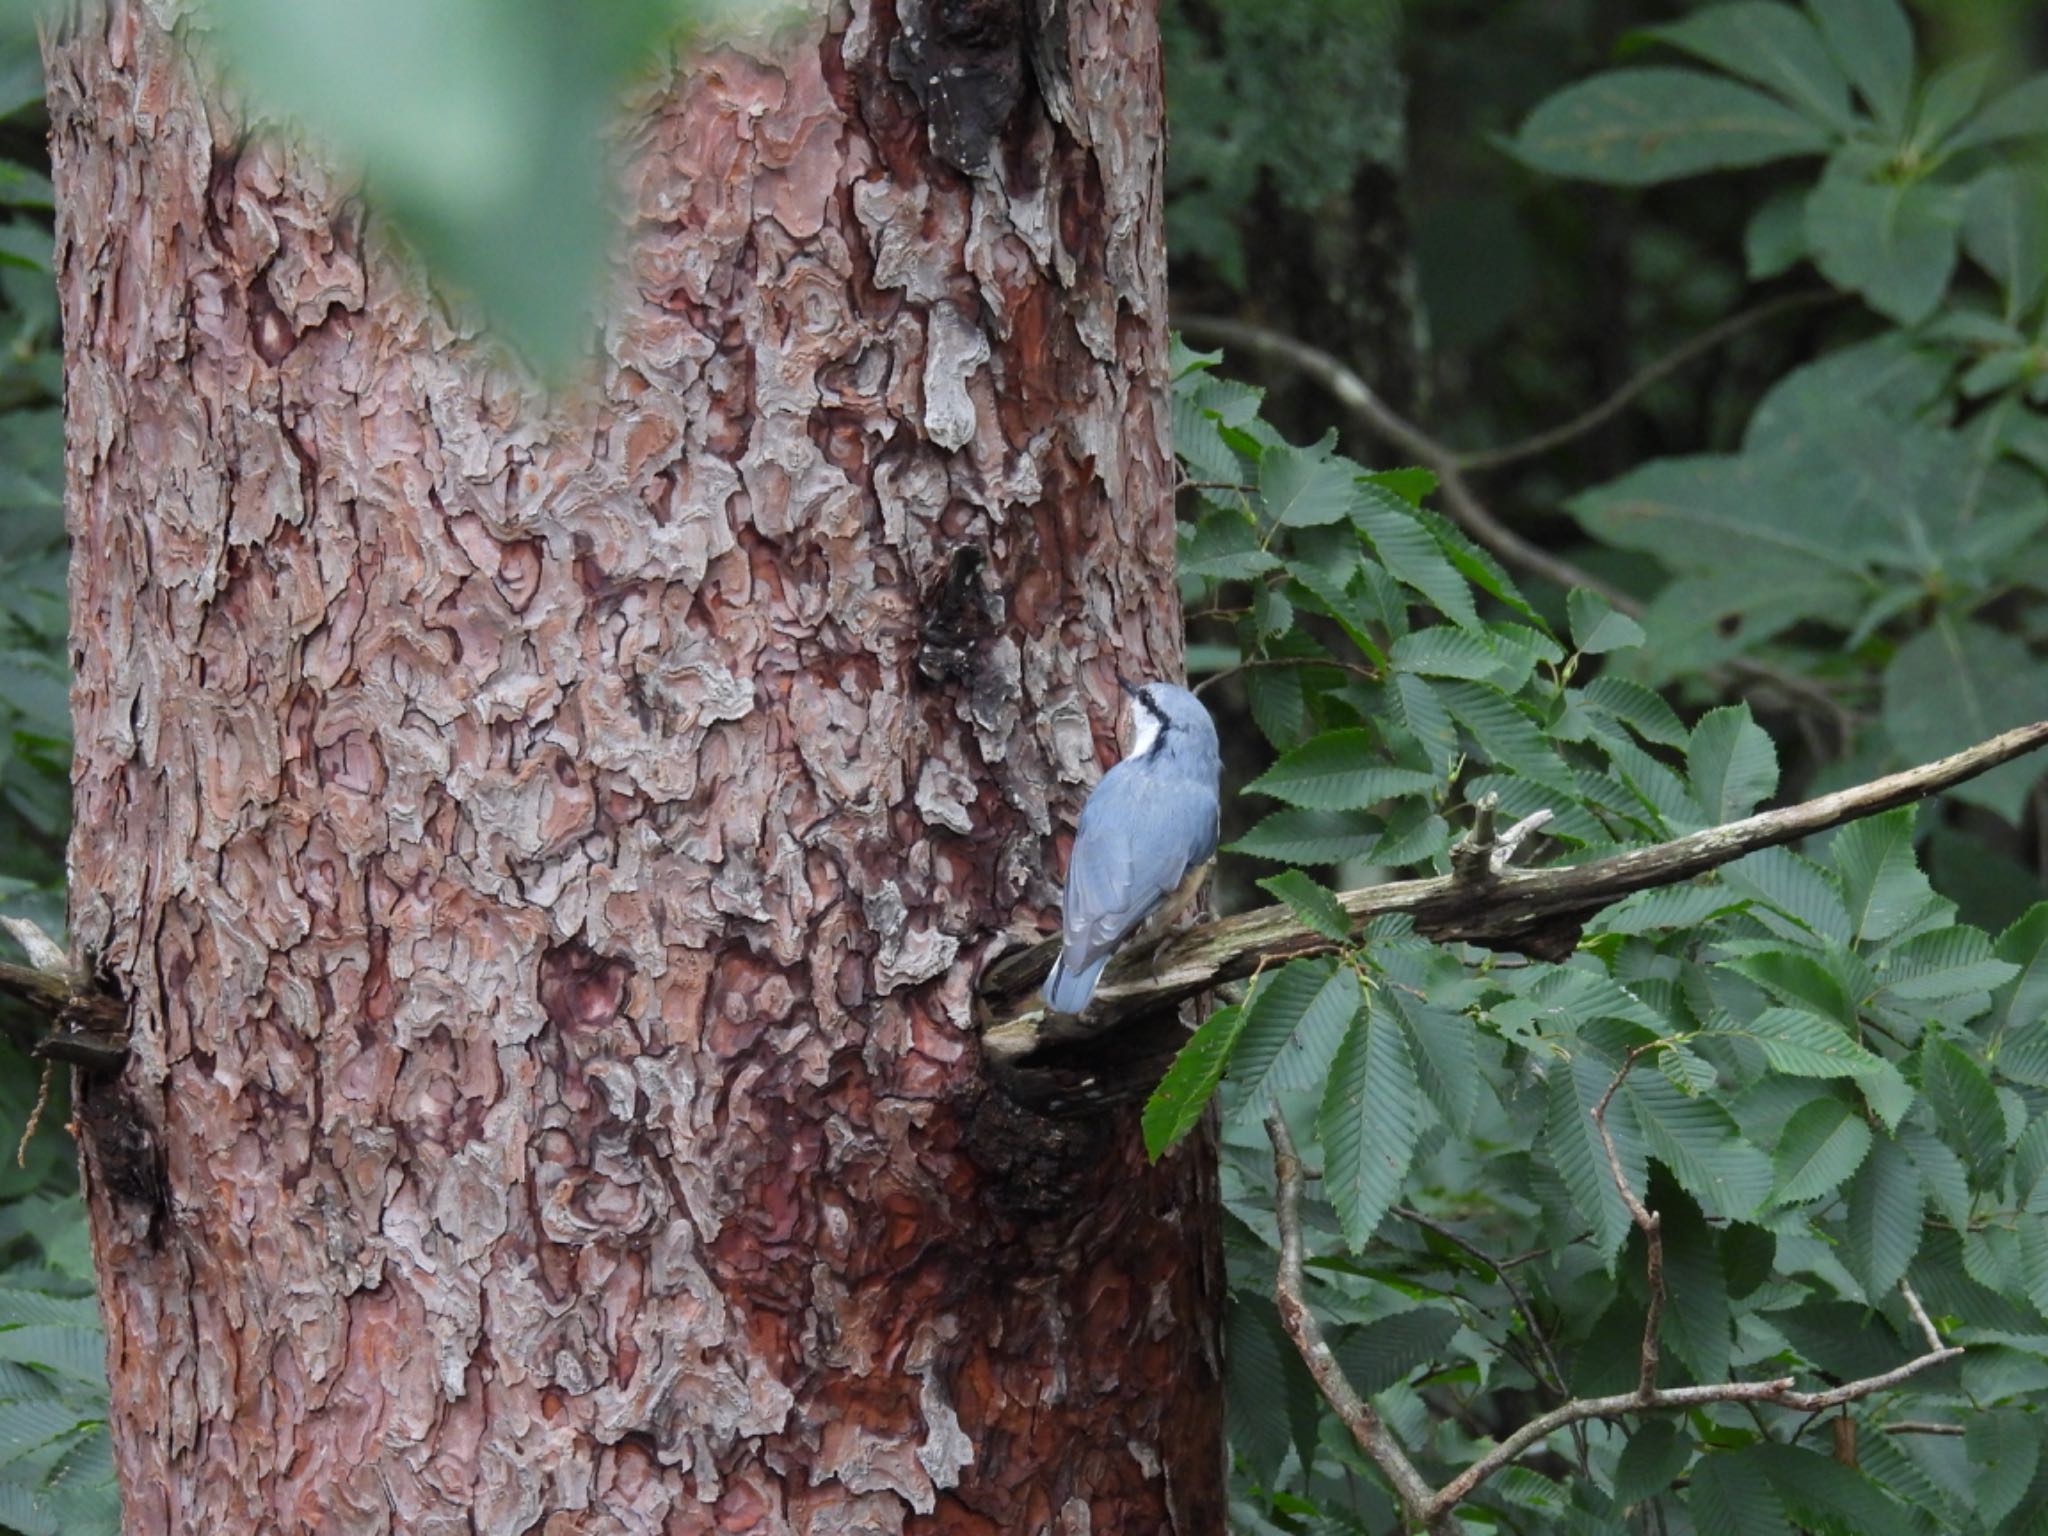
[1247,731,1437,810]
[1883,617,2048,825]
[1389,626,1504,681]
[1566,587,1646,655]
[1772,1096,1873,1203]
[1180,508,1281,581]
[1630,1074,1775,1219]
[1966,1411,2039,1529]
[1229,960,1363,1107]
[1330,1307,1461,1397]
[1725,849,1853,946]
[1547,1053,1642,1267]
[1613,1418,1691,1505]
[1831,808,1935,944]
[1844,1131,1922,1298]
[1947,74,2048,152]
[1805,151,1964,324]
[1688,1448,1791,1536]
[1352,488,1479,627]
[0,1326,105,1386]
[1389,671,1457,781]
[1990,903,2048,1054]
[1687,704,1778,822]
[1259,441,1356,528]
[1922,1038,2007,1170]
[1746,187,1810,278]
[1753,1443,1914,1536]
[1878,925,2018,1003]
[1722,1007,1886,1078]
[1661,1193,1733,1379]
[1510,68,1831,185]
[1319,1002,1421,1251]
[1142,1004,1246,1159]
[1582,676,1688,748]
[1650,3,1854,130]
[1228,808,1385,865]
[1254,872,1352,944]
[1807,0,1915,134]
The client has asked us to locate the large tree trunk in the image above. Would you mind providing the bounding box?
[46,2,1223,1530]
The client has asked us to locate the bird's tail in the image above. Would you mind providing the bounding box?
[1042,947,1111,1016]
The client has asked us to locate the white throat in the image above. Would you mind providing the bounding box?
[1126,708,1162,760]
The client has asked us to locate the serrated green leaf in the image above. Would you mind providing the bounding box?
[1965,165,2048,319]
[1688,704,1778,822]
[1772,1096,1872,1203]
[1922,1038,2006,1170]
[1230,961,1363,1109]
[1320,1002,1421,1251]
[0,1327,104,1387]
[1511,68,1830,185]
[1395,991,1479,1134]
[1844,1131,1921,1298]
[1259,441,1357,528]
[1566,587,1646,655]
[1254,872,1352,945]
[1832,808,1935,945]
[1688,1448,1791,1536]
[1753,1442,1912,1536]
[1613,1418,1691,1505]
[1878,924,2018,1003]
[1227,808,1385,865]
[1547,1053,1642,1267]
[1967,1410,2039,1528]
[1722,1007,1885,1078]
[1248,730,1436,810]
[1724,950,1854,1026]
[1662,1193,1733,1379]
[1389,671,1456,781]
[1352,487,1479,628]
[1993,903,2048,1044]
[1142,1004,1245,1159]
[1388,626,1502,681]
[1581,675,1688,748]
[1180,508,1281,582]
[1330,1307,1460,1396]
[1590,882,1743,935]
[1724,848,1853,946]
[1630,1073,1775,1219]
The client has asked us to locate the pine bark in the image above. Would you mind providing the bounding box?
[46,2,1223,1530]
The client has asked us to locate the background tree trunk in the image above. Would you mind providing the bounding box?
[46,1,1222,1530]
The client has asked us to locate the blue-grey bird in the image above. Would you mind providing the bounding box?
[1042,680,1222,1016]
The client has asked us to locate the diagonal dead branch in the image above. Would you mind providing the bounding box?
[1268,1113,1458,1534]
[980,721,2048,1062]
[0,916,128,1070]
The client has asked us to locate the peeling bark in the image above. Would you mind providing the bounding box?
[48,1,1223,1530]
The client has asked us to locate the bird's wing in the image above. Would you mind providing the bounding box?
[1058,763,1205,967]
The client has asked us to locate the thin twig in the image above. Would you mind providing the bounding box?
[1881,1420,1965,1436]
[1192,654,1381,698]
[1268,1113,1457,1532]
[1591,1044,1665,1401]
[1177,315,1853,740]
[1396,1206,1569,1399]
[1456,291,1841,471]
[980,721,2048,1051]
[1420,1324,1961,1522]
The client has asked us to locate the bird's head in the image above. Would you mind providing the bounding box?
[1119,677,1218,761]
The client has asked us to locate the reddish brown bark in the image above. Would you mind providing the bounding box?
[48,2,1223,1530]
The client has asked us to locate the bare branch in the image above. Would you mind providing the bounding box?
[1268,1113,1455,1532]
[980,721,2048,1057]
[1881,1420,1965,1437]
[1456,291,1842,472]
[1193,654,1380,699]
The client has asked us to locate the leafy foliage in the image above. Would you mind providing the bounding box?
[1164,340,2048,1531]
